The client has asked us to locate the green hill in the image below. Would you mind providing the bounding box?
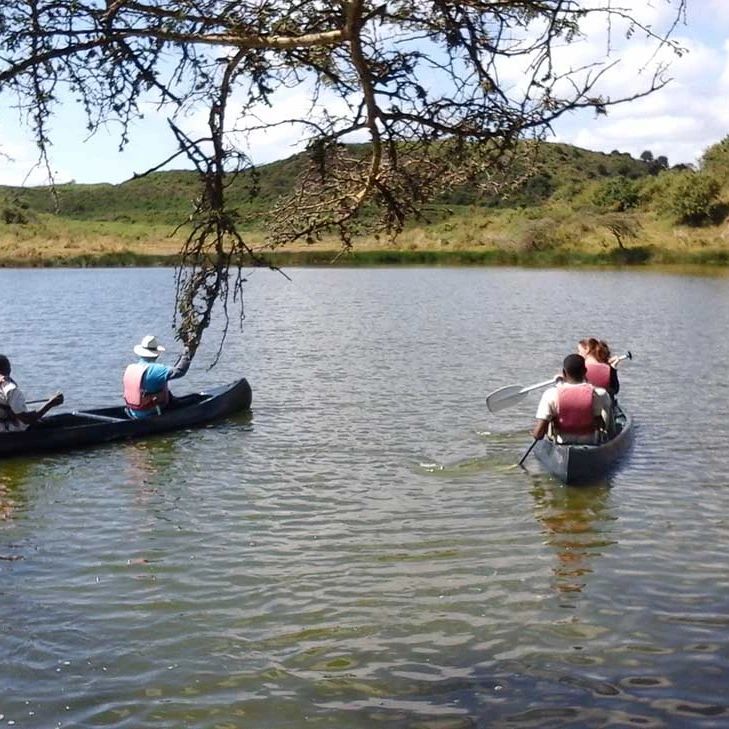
[1,138,727,267]
[0,142,652,226]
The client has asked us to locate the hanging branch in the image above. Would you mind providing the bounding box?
[0,0,687,358]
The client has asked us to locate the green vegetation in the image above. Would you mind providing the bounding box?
[1,137,728,267]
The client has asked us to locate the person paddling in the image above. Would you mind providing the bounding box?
[122,335,191,419]
[532,354,611,445]
[578,337,619,399]
[0,355,64,432]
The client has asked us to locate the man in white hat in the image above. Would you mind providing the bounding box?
[122,335,191,418]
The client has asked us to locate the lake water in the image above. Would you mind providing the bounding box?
[1,267,729,728]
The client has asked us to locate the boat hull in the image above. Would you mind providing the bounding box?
[0,377,252,459]
[533,411,633,484]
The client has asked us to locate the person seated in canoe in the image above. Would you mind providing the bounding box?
[578,337,619,399]
[0,354,64,432]
[532,354,612,445]
[123,335,191,419]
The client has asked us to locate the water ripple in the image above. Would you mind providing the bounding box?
[2,268,729,727]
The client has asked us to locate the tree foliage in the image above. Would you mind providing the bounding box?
[667,173,721,225]
[593,176,639,212]
[0,0,687,357]
[701,136,729,183]
[597,212,641,250]
[645,170,721,225]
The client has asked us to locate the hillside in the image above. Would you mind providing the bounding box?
[0,142,650,224]
[0,138,727,267]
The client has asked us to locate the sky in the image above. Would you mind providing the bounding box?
[1,1,727,187]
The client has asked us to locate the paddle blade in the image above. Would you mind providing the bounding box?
[486,385,528,413]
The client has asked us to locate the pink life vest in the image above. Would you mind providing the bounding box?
[585,362,611,390]
[556,384,595,435]
[123,363,169,412]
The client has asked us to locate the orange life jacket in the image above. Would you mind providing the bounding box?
[556,383,595,434]
[585,362,611,390]
[123,363,169,412]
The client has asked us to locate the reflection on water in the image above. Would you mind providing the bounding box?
[0,460,33,524]
[531,481,617,599]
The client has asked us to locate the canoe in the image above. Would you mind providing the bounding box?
[533,408,633,484]
[0,377,252,459]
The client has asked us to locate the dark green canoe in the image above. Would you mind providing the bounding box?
[533,408,633,484]
[0,377,252,459]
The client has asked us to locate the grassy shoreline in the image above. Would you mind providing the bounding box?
[2,243,729,269]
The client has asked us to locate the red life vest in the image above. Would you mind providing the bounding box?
[123,363,169,412]
[585,362,611,390]
[556,384,595,434]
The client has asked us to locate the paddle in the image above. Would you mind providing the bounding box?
[500,437,540,472]
[487,351,633,415]
[611,350,632,367]
[71,410,127,423]
[517,438,539,467]
[34,392,64,417]
[486,377,558,414]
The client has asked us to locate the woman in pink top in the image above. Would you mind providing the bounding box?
[578,338,620,398]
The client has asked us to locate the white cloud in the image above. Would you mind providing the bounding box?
[552,23,729,164]
[0,134,70,186]
[0,1,726,182]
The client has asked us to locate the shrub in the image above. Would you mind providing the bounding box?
[592,176,639,212]
[669,173,720,225]
[517,218,560,251]
[1,196,30,225]
[638,169,719,224]
[701,136,729,183]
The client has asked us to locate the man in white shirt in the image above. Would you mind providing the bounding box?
[532,353,611,445]
[0,355,64,432]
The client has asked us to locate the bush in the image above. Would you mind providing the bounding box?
[701,136,729,183]
[593,176,639,212]
[1,196,30,225]
[647,171,721,225]
[668,173,720,225]
[517,218,560,251]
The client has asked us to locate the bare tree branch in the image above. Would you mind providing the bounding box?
[0,0,687,357]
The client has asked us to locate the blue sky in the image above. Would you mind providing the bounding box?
[1,1,727,186]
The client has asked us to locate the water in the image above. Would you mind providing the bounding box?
[1,267,729,728]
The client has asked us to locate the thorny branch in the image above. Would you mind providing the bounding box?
[0,1,687,358]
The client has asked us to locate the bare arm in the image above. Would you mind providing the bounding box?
[166,349,191,381]
[15,392,64,425]
[531,419,549,440]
